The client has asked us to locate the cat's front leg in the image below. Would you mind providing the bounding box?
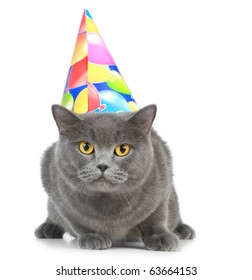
[56,214,112,250]
[57,211,113,250]
[143,231,179,251]
[77,232,112,250]
[140,200,180,251]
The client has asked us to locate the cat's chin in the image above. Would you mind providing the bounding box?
[86,177,121,193]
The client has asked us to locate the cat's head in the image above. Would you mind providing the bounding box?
[52,104,156,194]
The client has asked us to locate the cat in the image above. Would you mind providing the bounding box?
[35,104,195,250]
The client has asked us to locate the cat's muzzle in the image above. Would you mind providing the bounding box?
[78,166,128,184]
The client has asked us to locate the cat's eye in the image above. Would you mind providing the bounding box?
[79,141,94,155]
[114,144,130,157]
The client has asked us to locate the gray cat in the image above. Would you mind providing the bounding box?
[35,104,195,251]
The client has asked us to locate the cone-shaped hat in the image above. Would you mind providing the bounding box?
[61,10,138,114]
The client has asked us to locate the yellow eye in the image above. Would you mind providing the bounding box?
[79,142,94,155]
[114,144,130,157]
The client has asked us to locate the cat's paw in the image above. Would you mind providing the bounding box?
[174,223,195,240]
[77,233,112,250]
[35,222,64,238]
[145,232,180,251]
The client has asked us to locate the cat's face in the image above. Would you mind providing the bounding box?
[52,105,156,194]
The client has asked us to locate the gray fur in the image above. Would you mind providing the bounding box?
[35,105,195,251]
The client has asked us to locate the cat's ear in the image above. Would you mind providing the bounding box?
[128,105,157,135]
[51,105,81,133]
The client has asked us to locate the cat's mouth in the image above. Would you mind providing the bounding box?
[95,176,113,184]
[94,172,128,185]
[103,170,128,184]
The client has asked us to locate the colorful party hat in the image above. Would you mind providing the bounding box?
[61,10,138,114]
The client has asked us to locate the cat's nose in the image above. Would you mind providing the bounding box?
[97,165,109,172]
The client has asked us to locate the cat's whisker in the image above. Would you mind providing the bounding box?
[123,189,144,233]
[122,191,133,212]
[117,193,125,207]
[119,190,144,236]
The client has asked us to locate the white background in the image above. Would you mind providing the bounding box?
[1,0,252,279]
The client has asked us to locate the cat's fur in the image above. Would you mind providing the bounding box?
[35,104,195,250]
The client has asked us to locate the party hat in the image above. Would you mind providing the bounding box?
[61,10,138,114]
